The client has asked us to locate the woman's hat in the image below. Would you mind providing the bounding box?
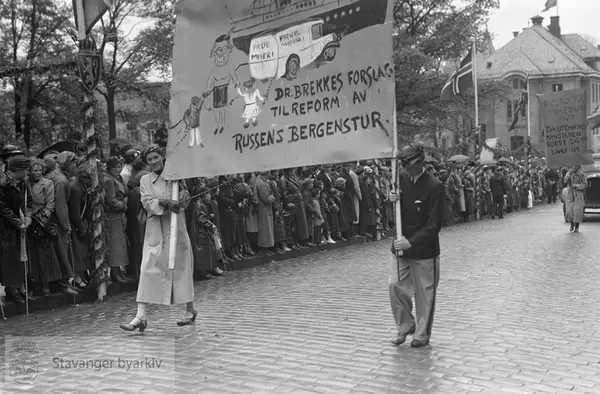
[106,156,122,171]
[57,151,77,166]
[143,145,164,163]
[0,144,23,158]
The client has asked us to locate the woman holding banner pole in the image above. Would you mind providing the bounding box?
[120,145,197,332]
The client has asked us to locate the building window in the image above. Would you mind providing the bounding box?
[510,135,524,151]
[552,83,563,92]
[512,78,526,90]
[506,101,512,119]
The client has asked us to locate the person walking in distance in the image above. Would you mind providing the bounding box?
[388,144,445,348]
[489,167,509,219]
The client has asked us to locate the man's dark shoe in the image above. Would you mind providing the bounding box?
[410,339,429,348]
[390,327,416,346]
[61,284,78,296]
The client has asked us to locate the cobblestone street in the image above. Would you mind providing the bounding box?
[2,202,600,393]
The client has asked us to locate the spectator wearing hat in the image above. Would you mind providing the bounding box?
[228,175,249,259]
[46,151,79,295]
[189,185,219,279]
[301,177,316,247]
[121,149,141,187]
[281,167,309,249]
[68,160,95,288]
[104,157,132,283]
[358,167,378,240]
[255,170,278,255]
[389,143,445,348]
[43,152,59,176]
[0,145,24,186]
[126,169,149,280]
[245,172,260,251]
[218,175,240,262]
[27,159,62,297]
[490,167,509,219]
[340,163,359,238]
[0,156,32,304]
[269,171,290,252]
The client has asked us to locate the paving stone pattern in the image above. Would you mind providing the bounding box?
[1,202,600,393]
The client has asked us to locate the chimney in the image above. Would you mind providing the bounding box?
[513,31,519,37]
[548,16,561,38]
[531,15,544,26]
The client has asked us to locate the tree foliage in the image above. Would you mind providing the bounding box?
[0,0,80,153]
[392,0,508,151]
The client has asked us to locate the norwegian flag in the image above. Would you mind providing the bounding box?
[440,49,474,101]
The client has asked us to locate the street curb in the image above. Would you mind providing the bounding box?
[0,235,371,319]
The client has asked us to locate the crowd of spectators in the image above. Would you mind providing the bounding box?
[0,142,562,306]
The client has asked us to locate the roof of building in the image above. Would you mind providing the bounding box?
[478,18,600,79]
[561,34,600,59]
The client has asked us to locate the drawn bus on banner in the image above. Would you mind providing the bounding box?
[249,19,340,81]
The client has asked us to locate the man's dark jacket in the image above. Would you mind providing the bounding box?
[391,170,445,259]
[489,174,509,196]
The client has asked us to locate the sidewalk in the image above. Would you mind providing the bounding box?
[0,235,371,319]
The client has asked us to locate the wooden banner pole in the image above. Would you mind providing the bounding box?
[391,97,403,257]
[168,181,179,270]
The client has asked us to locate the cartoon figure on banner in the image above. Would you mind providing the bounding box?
[203,26,240,136]
[184,96,204,148]
[234,77,267,128]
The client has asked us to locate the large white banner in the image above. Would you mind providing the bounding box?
[162,0,395,180]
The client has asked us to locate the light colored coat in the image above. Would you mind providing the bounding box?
[255,175,274,247]
[564,171,586,224]
[136,172,194,305]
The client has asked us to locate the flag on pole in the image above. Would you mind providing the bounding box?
[440,49,474,101]
[72,0,113,35]
[508,75,529,132]
[541,0,557,12]
[508,93,528,132]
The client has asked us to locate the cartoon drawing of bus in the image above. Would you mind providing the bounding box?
[248,19,340,81]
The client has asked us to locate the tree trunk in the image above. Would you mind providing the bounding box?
[13,81,22,144]
[23,79,34,154]
[106,84,117,156]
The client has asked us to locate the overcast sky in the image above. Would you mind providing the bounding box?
[488,0,600,49]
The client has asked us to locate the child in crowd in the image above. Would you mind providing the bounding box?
[311,188,324,246]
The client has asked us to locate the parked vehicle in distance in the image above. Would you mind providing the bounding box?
[580,153,600,217]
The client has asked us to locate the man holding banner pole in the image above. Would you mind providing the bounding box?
[388,143,445,348]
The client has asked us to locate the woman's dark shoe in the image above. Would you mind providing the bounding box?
[570,222,574,232]
[60,282,78,296]
[246,248,256,256]
[74,277,87,288]
[120,317,147,332]
[111,270,128,284]
[12,293,25,304]
[213,268,226,276]
[231,252,242,261]
[177,310,197,326]
[42,286,51,297]
[574,224,580,232]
